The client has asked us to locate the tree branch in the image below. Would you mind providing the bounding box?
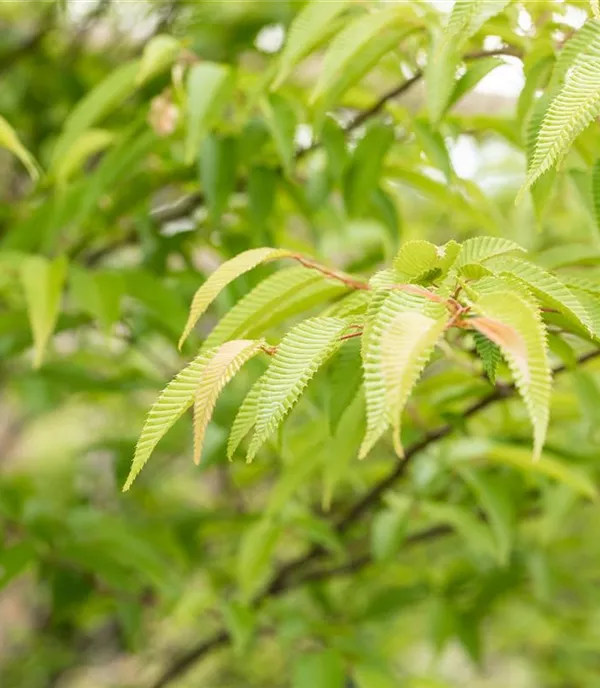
[149,349,599,688]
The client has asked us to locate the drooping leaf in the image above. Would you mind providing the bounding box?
[413,118,453,181]
[20,254,68,368]
[592,158,600,233]
[473,331,501,385]
[446,56,506,114]
[185,62,233,164]
[227,379,263,459]
[247,317,348,461]
[123,349,216,490]
[471,291,551,460]
[328,337,363,432]
[179,248,294,348]
[380,310,449,456]
[273,0,351,88]
[520,21,600,196]
[0,114,41,179]
[192,340,265,464]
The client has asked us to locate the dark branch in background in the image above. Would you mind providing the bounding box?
[149,349,600,688]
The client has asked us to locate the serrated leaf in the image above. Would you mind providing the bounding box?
[0,114,41,179]
[20,255,68,368]
[179,248,294,348]
[247,317,348,461]
[185,62,233,164]
[136,34,180,85]
[228,379,262,459]
[343,122,394,217]
[52,61,139,165]
[393,240,439,281]
[381,310,449,456]
[261,93,297,175]
[123,349,216,490]
[471,291,551,460]
[192,340,265,464]
[360,291,443,458]
[328,337,363,432]
[273,0,350,88]
[311,7,411,123]
[473,331,501,385]
[457,467,516,565]
[592,158,600,233]
[520,20,600,196]
[455,236,525,268]
[427,0,512,124]
[199,133,237,222]
[486,256,593,335]
[52,128,115,186]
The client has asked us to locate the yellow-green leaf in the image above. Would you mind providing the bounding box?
[0,114,41,180]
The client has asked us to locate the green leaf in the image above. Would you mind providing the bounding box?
[237,518,280,601]
[0,543,36,590]
[371,498,411,562]
[221,601,256,656]
[328,337,363,432]
[69,268,123,334]
[193,340,265,464]
[123,349,216,490]
[273,0,350,88]
[52,61,139,165]
[136,34,180,85]
[293,650,345,688]
[420,501,499,560]
[592,158,600,233]
[228,378,262,459]
[380,309,449,456]
[471,291,551,460]
[520,20,600,196]
[344,122,394,217]
[52,128,115,186]
[247,317,348,461]
[446,56,506,114]
[393,240,439,282]
[473,331,501,385]
[261,93,297,176]
[199,133,237,222]
[179,247,294,348]
[455,236,525,269]
[321,116,348,184]
[311,6,411,124]
[427,0,512,124]
[19,254,68,368]
[248,166,277,230]
[413,118,453,180]
[185,62,233,164]
[0,114,41,179]
[457,467,516,565]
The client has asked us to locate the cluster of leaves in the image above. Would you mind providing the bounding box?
[2,2,600,688]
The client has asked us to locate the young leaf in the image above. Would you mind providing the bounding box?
[185,62,233,164]
[380,310,449,456]
[473,331,501,385]
[227,379,262,459]
[273,0,350,88]
[136,35,180,85]
[199,133,237,222]
[247,317,348,461]
[52,128,115,186]
[20,254,68,368]
[192,340,265,464]
[123,349,216,490]
[455,236,525,269]
[393,240,440,282]
[521,22,600,195]
[261,93,297,175]
[471,291,551,460]
[179,247,294,348]
[0,114,41,179]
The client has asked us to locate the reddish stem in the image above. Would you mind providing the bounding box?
[292,255,370,291]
